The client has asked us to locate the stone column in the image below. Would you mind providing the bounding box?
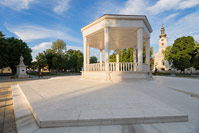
[100,49,103,71]
[104,27,110,72]
[146,38,150,71]
[137,28,143,72]
[83,36,87,71]
[116,49,119,71]
[87,45,90,66]
[133,46,137,71]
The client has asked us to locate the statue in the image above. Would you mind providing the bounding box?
[19,56,25,65]
[15,55,29,78]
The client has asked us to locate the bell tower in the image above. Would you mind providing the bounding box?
[158,24,168,52]
[154,24,170,71]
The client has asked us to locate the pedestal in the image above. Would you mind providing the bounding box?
[16,65,29,78]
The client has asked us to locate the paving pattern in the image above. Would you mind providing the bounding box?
[0,82,17,133]
[13,76,199,133]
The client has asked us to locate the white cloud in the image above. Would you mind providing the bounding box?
[119,0,147,15]
[166,11,199,45]
[6,24,82,43]
[178,0,199,9]
[147,0,199,14]
[163,13,179,23]
[147,0,181,14]
[31,42,52,59]
[53,0,70,15]
[32,42,52,51]
[0,0,34,11]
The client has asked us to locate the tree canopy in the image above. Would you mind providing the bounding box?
[0,31,9,69]
[35,40,83,72]
[163,36,197,71]
[90,56,98,63]
[51,39,66,54]
[0,31,32,74]
[109,45,154,69]
[193,42,199,70]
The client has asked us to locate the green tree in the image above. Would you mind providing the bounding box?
[193,43,199,70]
[166,36,196,72]
[109,52,116,62]
[0,31,9,69]
[52,54,65,72]
[30,61,38,71]
[65,49,83,72]
[51,39,66,54]
[6,37,32,74]
[109,46,153,68]
[35,53,47,71]
[163,46,172,64]
[90,56,97,63]
[44,49,56,72]
[150,47,154,69]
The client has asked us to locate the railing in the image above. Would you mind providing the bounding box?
[86,63,105,71]
[109,62,135,71]
[87,62,138,72]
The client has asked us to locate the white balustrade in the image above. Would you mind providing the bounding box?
[86,62,137,72]
[86,63,105,71]
[118,62,134,71]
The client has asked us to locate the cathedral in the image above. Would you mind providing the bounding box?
[154,25,170,71]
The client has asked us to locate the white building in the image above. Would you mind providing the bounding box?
[154,24,170,71]
[81,14,153,81]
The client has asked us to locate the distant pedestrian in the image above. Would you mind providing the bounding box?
[39,71,42,78]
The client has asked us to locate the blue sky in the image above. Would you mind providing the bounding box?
[0,0,199,60]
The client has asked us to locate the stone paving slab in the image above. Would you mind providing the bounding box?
[12,76,199,133]
[0,82,17,133]
[16,76,188,128]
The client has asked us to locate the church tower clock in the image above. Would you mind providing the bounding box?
[154,24,170,71]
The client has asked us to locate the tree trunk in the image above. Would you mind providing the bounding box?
[11,67,16,75]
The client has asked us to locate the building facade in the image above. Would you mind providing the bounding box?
[154,24,170,71]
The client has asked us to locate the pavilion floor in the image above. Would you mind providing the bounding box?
[11,76,199,133]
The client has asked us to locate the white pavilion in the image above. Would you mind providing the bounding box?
[81,14,153,81]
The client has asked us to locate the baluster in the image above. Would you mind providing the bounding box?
[129,63,130,71]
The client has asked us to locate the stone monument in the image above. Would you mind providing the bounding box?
[16,56,29,78]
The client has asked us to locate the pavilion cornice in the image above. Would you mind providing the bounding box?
[81,14,153,33]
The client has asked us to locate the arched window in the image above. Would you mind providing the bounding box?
[162,43,164,46]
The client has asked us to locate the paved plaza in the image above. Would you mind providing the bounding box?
[0,81,17,133]
[12,76,199,133]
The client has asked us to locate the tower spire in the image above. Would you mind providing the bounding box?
[160,24,166,38]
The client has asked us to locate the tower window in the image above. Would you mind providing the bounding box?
[162,43,164,46]
[161,39,164,41]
